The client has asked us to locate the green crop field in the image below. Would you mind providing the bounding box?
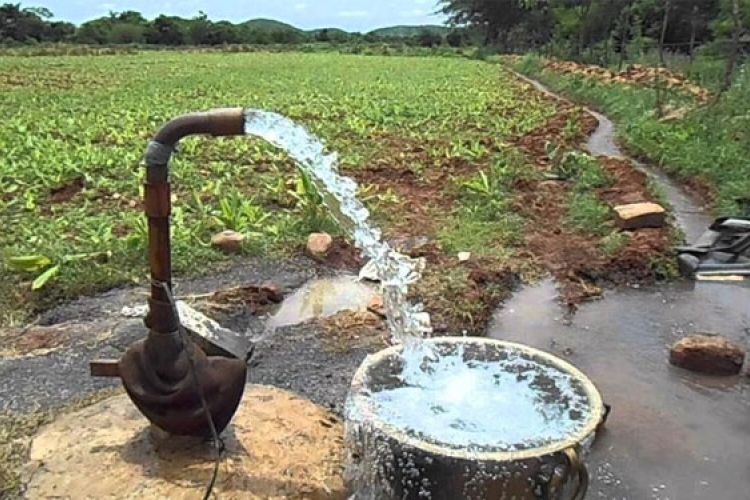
[0,52,557,325]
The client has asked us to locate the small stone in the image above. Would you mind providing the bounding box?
[307,232,333,260]
[128,200,138,209]
[211,230,245,253]
[458,252,471,262]
[613,202,666,230]
[367,295,386,317]
[669,334,745,376]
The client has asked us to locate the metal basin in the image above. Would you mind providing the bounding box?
[344,337,605,499]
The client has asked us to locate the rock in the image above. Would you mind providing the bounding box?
[307,232,333,260]
[210,230,245,253]
[613,202,666,230]
[367,295,386,317]
[669,334,745,376]
[458,252,471,262]
[22,386,346,499]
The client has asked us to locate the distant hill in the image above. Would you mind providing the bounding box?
[241,19,302,32]
[308,28,349,36]
[368,25,450,38]
[237,19,450,39]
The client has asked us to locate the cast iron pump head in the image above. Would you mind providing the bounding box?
[91,108,249,437]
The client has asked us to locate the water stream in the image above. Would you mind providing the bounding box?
[493,73,750,499]
[244,110,432,343]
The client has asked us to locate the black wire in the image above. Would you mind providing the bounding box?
[159,281,222,500]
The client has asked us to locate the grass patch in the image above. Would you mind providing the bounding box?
[438,151,529,259]
[566,191,613,237]
[550,147,616,238]
[414,265,515,335]
[0,388,120,498]
[512,55,750,217]
[599,232,629,257]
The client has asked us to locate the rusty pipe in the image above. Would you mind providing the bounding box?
[106,108,248,437]
[143,108,245,334]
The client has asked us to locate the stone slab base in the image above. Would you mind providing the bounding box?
[23,385,346,499]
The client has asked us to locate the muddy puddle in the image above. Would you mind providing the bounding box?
[493,73,750,499]
[490,279,750,499]
[266,275,378,328]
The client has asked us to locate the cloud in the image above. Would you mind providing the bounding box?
[337,10,369,18]
[293,2,308,12]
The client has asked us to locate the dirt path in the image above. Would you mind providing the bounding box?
[493,72,750,499]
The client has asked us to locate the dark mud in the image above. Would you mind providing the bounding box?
[490,279,750,499]
[0,256,367,415]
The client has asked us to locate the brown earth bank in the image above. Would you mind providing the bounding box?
[540,59,710,102]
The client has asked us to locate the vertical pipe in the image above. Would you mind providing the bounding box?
[144,162,178,334]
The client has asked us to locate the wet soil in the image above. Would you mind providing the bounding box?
[505,86,672,307]
[490,279,750,500]
[0,255,368,415]
[497,72,749,499]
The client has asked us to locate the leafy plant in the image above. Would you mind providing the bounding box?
[5,252,111,290]
[566,192,613,237]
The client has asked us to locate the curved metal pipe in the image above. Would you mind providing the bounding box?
[143,108,245,333]
[111,108,248,437]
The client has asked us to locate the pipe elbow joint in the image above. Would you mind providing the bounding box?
[144,108,246,167]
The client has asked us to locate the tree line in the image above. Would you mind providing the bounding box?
[0,4,463,47]
[439,0,748,62]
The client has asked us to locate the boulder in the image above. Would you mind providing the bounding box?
[613,202,666,230]
[307,232,333,260]
[210,230,245,253]
[669,334,745,376]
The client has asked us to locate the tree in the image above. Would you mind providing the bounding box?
[417,29,443,47]
[0,3,49,42]
[145,15,186,45]
[446,29,466,46]
[721,0,744,91]
[439,0,528,46]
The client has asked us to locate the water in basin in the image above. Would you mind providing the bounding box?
[352,342,594,454]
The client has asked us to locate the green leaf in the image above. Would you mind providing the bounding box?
[7,255,51,272]
[32,265,61,290]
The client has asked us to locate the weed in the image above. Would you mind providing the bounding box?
[599,232,629,257]
[0,52,556,324]
[566,192,613,237]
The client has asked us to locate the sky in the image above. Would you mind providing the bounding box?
[34,0,447,32]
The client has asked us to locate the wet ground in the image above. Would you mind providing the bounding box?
[0,257,370,415]
[4,72,748,500]
[492,73,750,499]
[490,279,750,499]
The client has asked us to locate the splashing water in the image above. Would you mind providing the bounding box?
[353,342,591,453]
[343,340,601,499]
[244,110,432,343]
